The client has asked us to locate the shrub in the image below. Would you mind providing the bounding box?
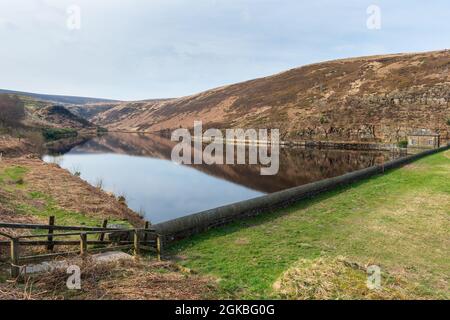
[446,118,450,126]
[117,195,127,205]
[95,178,104,190]
[42,128,78,141]
[14,178,24,185]
[397,140,408,148]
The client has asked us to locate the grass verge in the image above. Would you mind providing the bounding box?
[170,150,450,299]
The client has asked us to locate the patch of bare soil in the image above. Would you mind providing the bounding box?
[0,259,216,300]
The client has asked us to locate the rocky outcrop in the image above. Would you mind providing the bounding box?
[292,83,450,142]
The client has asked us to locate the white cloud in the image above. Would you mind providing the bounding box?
[0,0,449,100]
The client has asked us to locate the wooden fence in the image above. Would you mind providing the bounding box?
[0,217,162,278]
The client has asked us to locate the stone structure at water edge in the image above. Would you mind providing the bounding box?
[407,129,441,149]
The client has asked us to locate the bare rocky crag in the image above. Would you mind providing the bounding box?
[85,50,450,144]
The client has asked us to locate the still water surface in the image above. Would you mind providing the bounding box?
[43,133,402,223]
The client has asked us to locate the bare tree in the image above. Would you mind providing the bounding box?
[0,94,25,127]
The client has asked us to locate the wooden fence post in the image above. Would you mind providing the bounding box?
[133,230,140,257]
[143,221,150,243]
[47,216,55,251]
[10,238,20,278]
[156,235,162,262]
[98,219,108,241]
[80,233,87,256]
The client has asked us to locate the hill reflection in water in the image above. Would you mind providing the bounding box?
[43,133,402,223]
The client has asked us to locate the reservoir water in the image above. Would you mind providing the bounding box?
[43,133,403,223]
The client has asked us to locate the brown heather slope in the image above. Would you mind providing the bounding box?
[66,102,121,120]
[91,50,450,143]
[30,105,94,129]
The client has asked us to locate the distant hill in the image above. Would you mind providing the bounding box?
[87,50,450,144]
[0,94,95,130]
[0,88,120,105]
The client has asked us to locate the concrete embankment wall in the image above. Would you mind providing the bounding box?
[154,144,450,245]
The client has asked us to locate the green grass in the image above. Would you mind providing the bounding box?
[0,166,28,193]
[16,199,130,239]
[0,166,28,184]
[171,150,450,299]
[18,192,129,229]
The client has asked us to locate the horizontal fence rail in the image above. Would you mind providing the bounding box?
[0,222,155,232]
[0,218,162,278]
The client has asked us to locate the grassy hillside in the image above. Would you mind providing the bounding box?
[91,50,450,144]
[170,150,450,299]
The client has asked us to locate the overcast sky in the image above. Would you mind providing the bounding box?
[0,0,449,100]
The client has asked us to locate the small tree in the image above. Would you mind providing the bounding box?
[397,140,408,148]
[0,95,25,127]
[447,118,450,126]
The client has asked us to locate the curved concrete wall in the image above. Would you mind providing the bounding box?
[154,144,450,245]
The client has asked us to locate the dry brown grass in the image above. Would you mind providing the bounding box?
[0,193,38,257]
[0,258,216,300]
[273,256,420,300]
[0,136,37,158]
